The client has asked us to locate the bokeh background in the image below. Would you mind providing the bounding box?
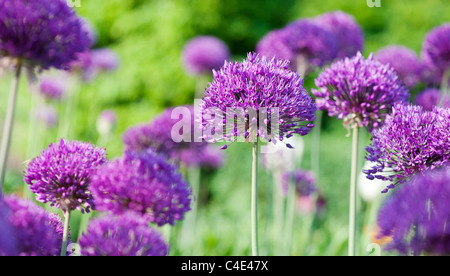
[1,0,450,256]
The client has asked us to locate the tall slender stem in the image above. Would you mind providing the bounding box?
[439,68,450,107]
[348,125,359,256]
[0,63,22,194]
[311,110,323,179]
[251,140,259,256]
[283,173,296,255]
[61,209,71,256]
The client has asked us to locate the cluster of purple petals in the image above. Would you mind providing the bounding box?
[200,52,316,149]
[421,23,450,75]
[312,52,410,131]
[39,75,67,101]
[315,11,364,59]
[256,29,297,69]
[281,170,316,197]
[0,199,18,256]
[1,194,65,256]
[79,212,168,256]
[0,0,92,71]
[182,35,230,76]
[364,103,450,193]
[23,139,108,213]
[415,87,450,110]
[122,106,224,168]
[377,168,450,255]
[89,149,192,226]
[375,45,424,89]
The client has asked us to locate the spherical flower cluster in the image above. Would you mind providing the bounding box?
[182,35,230,76]
[89,149,192,226]
[256,19,337,74]
[375,45,424,89]
[200,52,316,149]
[0,200,17,256]
[122,106,224,168]
[1,194,66,256]
[24,139,108,213]
[281,169,316,197]
[415,87,450,111]
[312,52,410,131]
[0,0,92,71]
[377,168,450,255]
[364,103,450,193]
[70,48,120,81]
[421,23,450,76]
[315,11,364,59]
[79,212,168,256]
[39,75,67,101]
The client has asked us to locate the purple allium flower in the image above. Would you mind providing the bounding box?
[0,0,92,71]
[200,52,316,149]
[421,23,450,76]
[90,149,192,226]
[364,103,450,193]
[255,29,296,65]
[415,87,450,110]
[39,75,67,101]
[377,168,450,255]
[375,45,424,89]
[96,109,117,137]
[35,104,58,128]
[315,11,364,59]
[79,212,168,256]
[91,48,120,72]
[0,199,18,256]
[23,139,108,213]
[182,35,230,76]
[122,105,225,169]
[282,18,338,72]
[1,194,66,256]
[312,52,410,131]
[281,169,316,197]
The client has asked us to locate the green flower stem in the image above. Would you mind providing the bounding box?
[348,125,359,256]
[439,67,450,106]
[272,171,284,255]
[0,63,22,194]
[61,209,71,256]
[283,173,296,255]
[311,110,323,179]
[251,140,259,256]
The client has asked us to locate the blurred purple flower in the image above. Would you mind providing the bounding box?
[182,35,230,76]
[375,45,424,89]
[90,149,192,226]
[35,104,58,128]
[364,103,450,193]
[0,0,92,71]
[421,23,450,76]
[256,29,296,66]
[281,169,316,197]
[24,139,107,213]
[0,199,18,256]
[315,11,364,59]
[377,168,450,255]
[39,75,67,101]
[415,87,450,110]
[312,52,410,131]
[91,48,120,72]
[200,52,316,149]
[122,105,225,169]
[1,194,66,256]
[79,212,168,256]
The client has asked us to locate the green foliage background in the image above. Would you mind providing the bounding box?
[1,0,450,256]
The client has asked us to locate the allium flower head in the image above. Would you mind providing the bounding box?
[79,212,168,256]
[282,18,338,72]
[39,75,67,101]
[0,199,18,256]
[377,168,450,255]
[90,149,192,226]
[24,139,107,213]
[200,52,316,149]
[256,29,296,66]
[315,11,364,59]
[415,87,450,111]
[182,35,230,76]
[421,23,450,75]
[123,105,224,168]
[1,194,66,256]
[281,169,316,197]
[0,0,92,71]
[375,45,424,89]
[364,103,450,193]
[312,52,410,131]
